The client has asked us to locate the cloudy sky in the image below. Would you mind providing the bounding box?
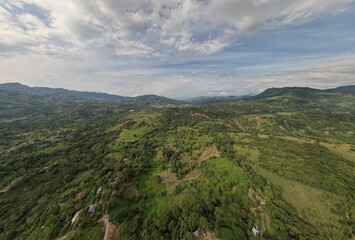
[0,0,355,98]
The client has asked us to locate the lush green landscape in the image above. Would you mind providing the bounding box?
[0,84,354,239]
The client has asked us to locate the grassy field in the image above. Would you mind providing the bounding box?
[234,145,259,163]
[253,165,345,238]
[320,142,355,162]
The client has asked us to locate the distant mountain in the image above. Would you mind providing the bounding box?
[0,83,187,107]
[2,83,353,107]
[0,82,128,101]
[130,94,187,107]
[254,87,323,99]
[326,85,355,94]
[185,95,250,105]
[254,86,355,100]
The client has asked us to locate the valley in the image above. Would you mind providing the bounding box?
[0,85,354,239]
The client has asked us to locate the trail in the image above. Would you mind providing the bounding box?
[0,179,19,193]
[164,171,201,182]
[164,152,219,183]
[55,236,67,240]
[0,184,12,193]
[98,214,117,240]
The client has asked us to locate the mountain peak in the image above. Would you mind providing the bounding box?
[326,85,355,94]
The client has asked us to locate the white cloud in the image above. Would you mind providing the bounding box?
[1,52,354,98]
[0,0,352,57]
[0,0,354,98]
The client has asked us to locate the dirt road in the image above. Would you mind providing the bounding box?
[98,214,117,240]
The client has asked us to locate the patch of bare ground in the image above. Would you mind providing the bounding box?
[157,146,221,193]
[108,172,120,185]
[55,236,67,240]
[192,113,210,119]
[75,191,85,200]
[195,229,220,240]
[123,184,138,199]
[106,120,131,132]
[248,187,255,201]
[199,145,220,162]
[162,145,220,187]
[159,170,179,193]
[98,214,118,240]
[0,183,13,194]
[0,178,22,193]
[70,209,82,226]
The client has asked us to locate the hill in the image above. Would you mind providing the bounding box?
[326,85,355,94]
[254,85,355,100]
[254,87,323,99]
[184,95,249,105]
[0,83,186,107]
[127,94,188,107]
[0,85,354,240]
[0,82,128,101]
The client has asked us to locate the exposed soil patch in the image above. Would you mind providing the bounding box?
[0,178,22,193]
[161,146,220,190]
[55,236,67,240]
[75,191,85,200]
[192,113,210,119]
[71,209,82,226]
[199,145,220,162]
[98,214,118,240]
[123,184,138,199]
[194,229,220,240]
[0,183,13,193]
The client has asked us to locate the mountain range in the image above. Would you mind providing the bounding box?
[0,81,354,240]
[0,82,354,105]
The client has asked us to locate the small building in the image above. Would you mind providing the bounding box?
[193,229,200,238]
[129,109,134,112]
[88,203,97,214]
[96,186,102,194]
[252,226,260,236]
[256,195,266,205]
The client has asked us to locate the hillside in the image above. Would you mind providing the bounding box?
[254,87,324,99]
[0,83,186,107]
[326,85,355,94]
[185,96,249,105]
[0,83,128,101]
[0,86,354,240]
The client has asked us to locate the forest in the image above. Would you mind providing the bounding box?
[0,87,354,239]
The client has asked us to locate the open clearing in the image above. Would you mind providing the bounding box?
[253,165,344,237]
[320,143,355,162]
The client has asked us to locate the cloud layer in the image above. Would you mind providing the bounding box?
[0,0,354,97]
[0,0,352,57]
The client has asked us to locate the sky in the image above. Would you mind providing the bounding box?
[0,0,355,98]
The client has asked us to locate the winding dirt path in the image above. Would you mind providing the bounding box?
[0,178,22,193]
[98,214,110,240]
[98,214,117,240]
[163,151,220,183]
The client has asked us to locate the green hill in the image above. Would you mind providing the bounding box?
[326,85,355,94]
[0,86,354,240]
[0,83,186,107]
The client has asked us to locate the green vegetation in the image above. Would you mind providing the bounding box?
[0,86,354,239]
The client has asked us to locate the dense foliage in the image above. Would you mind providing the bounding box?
[0,88,354,239]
